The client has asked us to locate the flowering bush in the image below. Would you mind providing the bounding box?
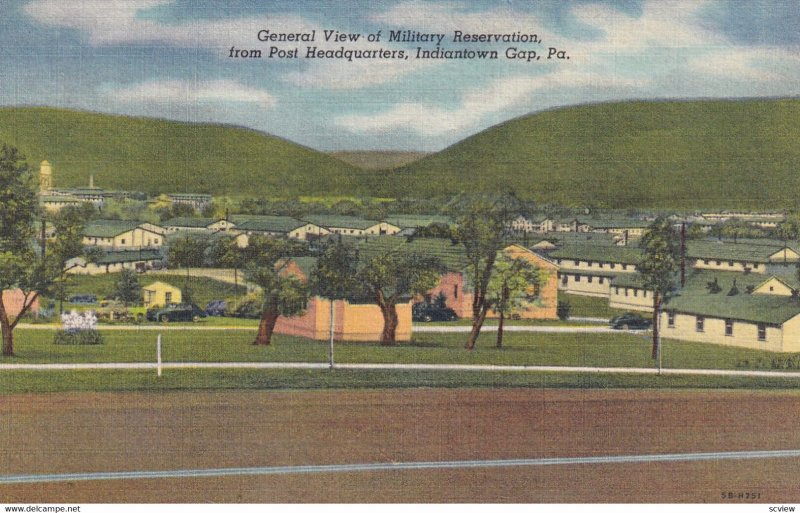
[54,310,104,345]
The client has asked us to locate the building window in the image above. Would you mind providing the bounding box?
[704,259,709,265]
[574,260,579,266]
[716,260,722,266]
[610,263,616,269]
[120,239,126,245]
[588,261,593,267]
[599,277,604,284]
[624,288,629,297]
[633,289,638,297]
[614,287,619,295]
[575,275,581,283]
[643,290,648,298]
[728,261,734,267]
[453,284,458,299]
[758,323,766,341]
[165,292,172,303]
[667,311,675,328]
[622,264,628,271]
[725,319,733,336]
[587,275,593,283]
[696,316,704,332]
[557,259,562,265]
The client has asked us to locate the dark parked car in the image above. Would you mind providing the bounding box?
[205,299,227,317]
[412,302,458,322]
[609,312,652,330]
[146,303,207,323]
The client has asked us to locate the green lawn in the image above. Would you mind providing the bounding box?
[3,328,799,392]
[2,368,800,394]
[3,327,796,372]
[561,293,626,319]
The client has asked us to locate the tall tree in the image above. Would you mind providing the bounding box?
[115,269,141,307]
[247,263,309,346]
[0,146,86,356]
[312,241,361,364]
[449,193,521,350]
[168,234,207,292]
[244,237,309,346]
[487,253,543,348]
[359,251,442,345]
[638,217,681,361]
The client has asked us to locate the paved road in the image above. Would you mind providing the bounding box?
[2,361,799,378]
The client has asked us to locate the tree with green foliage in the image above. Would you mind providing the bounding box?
[312,241,361,363]
[247,264,309,346]
[0,145,86,356]
[638,217,681,361]
[168,235,207,291]
[359,251,442,345]
[487,253,543,348]
[115,269,141,306]
[244,237,310,346]
[449,193,521,350]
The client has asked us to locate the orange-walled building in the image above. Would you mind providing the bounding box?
[1,289,40,318]
[273,257,412,342]
[427,244,559,320]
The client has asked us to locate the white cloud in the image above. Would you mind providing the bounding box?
[337,71,645,136]
[106,79,276,108]
[370,0,545,35]
[570,0,722,51]
[24,0,317,48]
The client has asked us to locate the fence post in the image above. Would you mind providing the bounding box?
[157,334,162,377]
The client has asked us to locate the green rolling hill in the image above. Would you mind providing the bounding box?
[2,100,798,209]
[0,107,368,197]
[371,98,800,209]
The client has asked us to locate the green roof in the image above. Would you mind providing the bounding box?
[40,195,81,203]
[548,244,643,265]
[163,217,221,228]
[686,241,792,263]
[84,220,143,238]
[526,232,621,247]
[353,237,470,272]
[286,256,318,280]
[383,214,452,228]
[665,270,800,324]
[235,216,308,233]
[303,215,387,230]
[95,249,163,264]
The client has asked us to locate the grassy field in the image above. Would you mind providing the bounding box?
[0,107,370,197]
[372,98,800,209]
[46,273,247,310]
[2,328,799,392]
[561,293,627,319]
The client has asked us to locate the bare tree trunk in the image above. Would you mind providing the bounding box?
[465,307,488,350]
[379,302,398,345]
[253,307,279,346]
[496,311,505,348]
[651,291,661,359]
[0,299,13,357]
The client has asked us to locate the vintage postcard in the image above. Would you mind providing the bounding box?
[1,0,799,508]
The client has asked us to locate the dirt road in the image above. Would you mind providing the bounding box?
[2,388,800,502]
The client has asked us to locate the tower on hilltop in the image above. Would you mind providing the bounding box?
[39,160,52,191]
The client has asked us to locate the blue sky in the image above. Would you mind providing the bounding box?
[1,0,798,151]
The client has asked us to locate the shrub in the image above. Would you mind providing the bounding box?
[557,300,571,321]
[53,329,104,345]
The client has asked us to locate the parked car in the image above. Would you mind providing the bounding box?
[205,299,227,317]
[412,302,458,322]
[68,294,97,304]
[609,312,652,330]
[146,303,207,323]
